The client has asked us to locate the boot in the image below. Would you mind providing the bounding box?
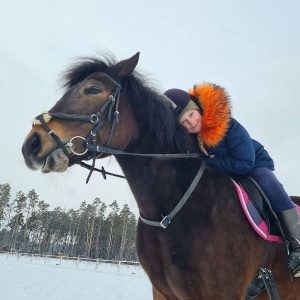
[278,207,300,277]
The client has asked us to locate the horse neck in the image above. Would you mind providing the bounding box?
[115,145,202,220]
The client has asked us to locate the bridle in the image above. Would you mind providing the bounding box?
[34,72,122,183]
[33,71,205,229]
[34,71,202,181]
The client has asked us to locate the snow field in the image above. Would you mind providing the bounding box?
[0,253,152,300]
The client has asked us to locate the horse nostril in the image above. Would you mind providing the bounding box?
[24,133,42,157]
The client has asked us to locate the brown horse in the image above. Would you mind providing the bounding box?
[22,52,300,299]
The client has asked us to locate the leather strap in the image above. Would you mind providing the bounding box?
[86,145,201,159]
[139,161,206,229]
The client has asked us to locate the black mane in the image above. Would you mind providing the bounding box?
[60,53,117,89]
[61,54,198,154]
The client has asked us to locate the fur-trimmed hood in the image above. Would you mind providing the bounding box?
[189,83,231,148]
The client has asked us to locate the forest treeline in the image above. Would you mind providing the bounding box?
[0,183,138,261]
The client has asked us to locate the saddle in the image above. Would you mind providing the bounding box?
[232,175,287,300]
[232,175,284,240]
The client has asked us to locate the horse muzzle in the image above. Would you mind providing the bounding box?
[22,131,70,173]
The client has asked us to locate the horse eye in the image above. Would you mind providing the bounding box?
[84,87,102,95]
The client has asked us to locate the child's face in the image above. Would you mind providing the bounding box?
[179,109,202,134]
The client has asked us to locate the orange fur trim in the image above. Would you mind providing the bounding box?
[189,83,231,147]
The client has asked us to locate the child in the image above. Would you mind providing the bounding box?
[164,83,300,277]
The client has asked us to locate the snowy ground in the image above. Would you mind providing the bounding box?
[0,253,152,300]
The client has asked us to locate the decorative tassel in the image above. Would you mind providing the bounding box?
[198,139,215,158]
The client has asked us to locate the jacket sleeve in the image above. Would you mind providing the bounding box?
[203,119,255,174]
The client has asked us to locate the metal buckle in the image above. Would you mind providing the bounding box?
[160,216,171,229]
[108,95,115,103]
[90,114,99,124]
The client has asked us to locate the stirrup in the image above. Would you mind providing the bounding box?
[288,252,300,277]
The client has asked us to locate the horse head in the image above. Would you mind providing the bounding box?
[22,53,141,174]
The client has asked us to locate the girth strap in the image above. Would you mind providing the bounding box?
[244,268,281,300]
[139,161,206,229]
[259,268,281,300]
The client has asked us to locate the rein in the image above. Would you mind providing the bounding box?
[140,160,206,229]
[80,148,201,180]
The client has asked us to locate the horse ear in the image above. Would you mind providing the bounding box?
[113,52,140,79]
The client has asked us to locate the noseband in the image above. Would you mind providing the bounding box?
[33,72,122,183]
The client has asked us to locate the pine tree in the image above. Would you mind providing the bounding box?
[11,191,27,250]
[0,183,11,226]
[124,213,138,261]
[72,201,87,257]
[118,204,129,260]
[106,200,119,259]
[21,189,39,252]
[85,202,97,257]
[0,183,12,247]
[94,202,107,258]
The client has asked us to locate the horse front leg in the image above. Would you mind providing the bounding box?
[152,286,169,300]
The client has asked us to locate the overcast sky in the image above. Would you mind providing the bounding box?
[0,0,299,216]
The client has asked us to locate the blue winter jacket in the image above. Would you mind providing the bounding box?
[202,118,275,175]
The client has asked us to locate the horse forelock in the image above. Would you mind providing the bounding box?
[59,53,197,154]
[59,53,117,89]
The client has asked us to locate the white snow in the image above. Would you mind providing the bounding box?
[0,253,152,300]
